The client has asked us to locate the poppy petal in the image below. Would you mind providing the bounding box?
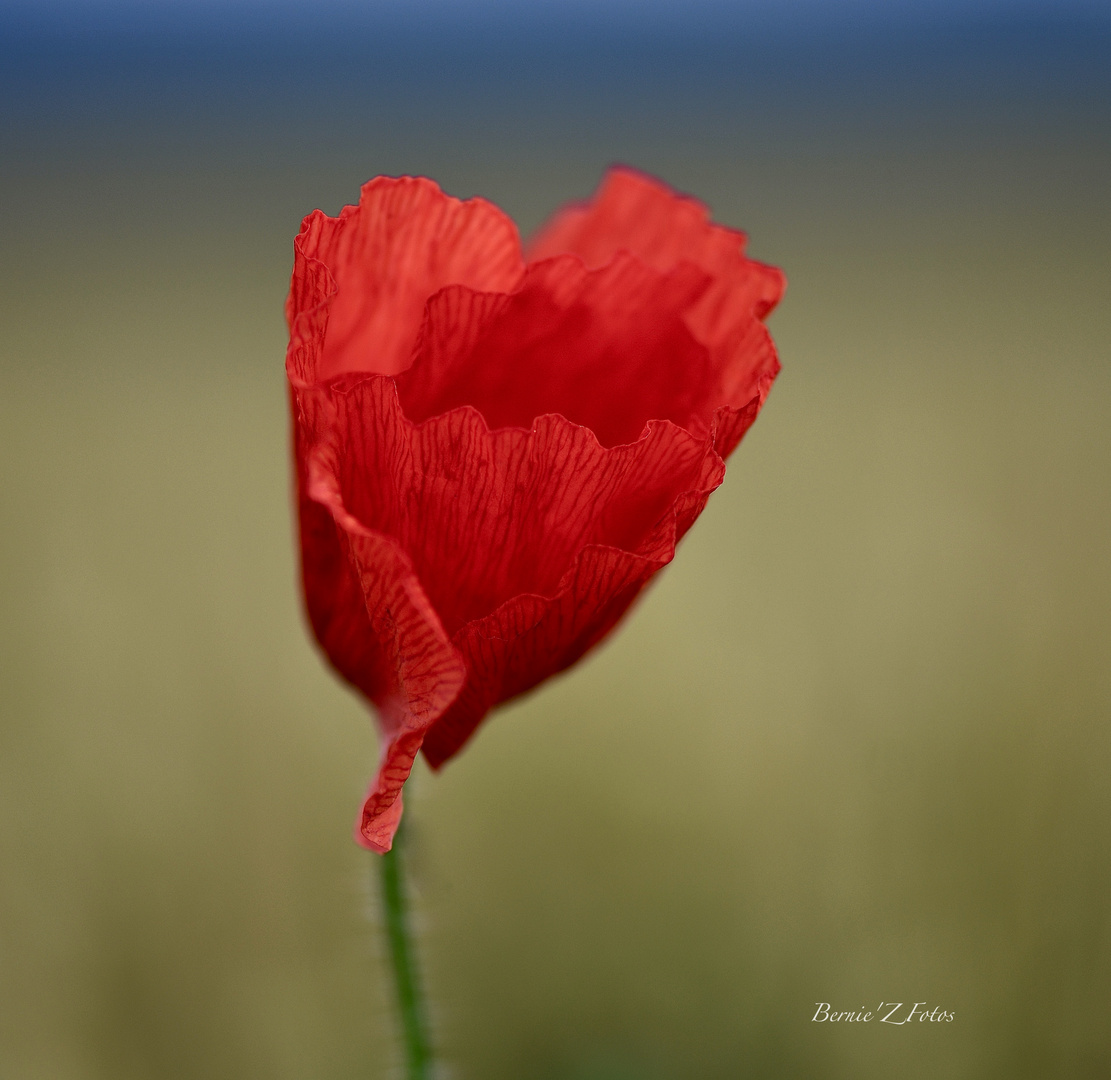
[526,165,785,335]
[294,175,523,382]
[300,436,467,852]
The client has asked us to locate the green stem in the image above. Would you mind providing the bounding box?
[377,821,434,1079]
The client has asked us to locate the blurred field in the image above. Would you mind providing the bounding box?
[2,6,1110,1078]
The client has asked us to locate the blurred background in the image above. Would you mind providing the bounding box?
[2,1,1109,1077]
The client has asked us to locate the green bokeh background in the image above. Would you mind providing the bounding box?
[2,8,1109,1077]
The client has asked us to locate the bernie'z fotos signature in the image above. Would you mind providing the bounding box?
[812,1002,955,1024]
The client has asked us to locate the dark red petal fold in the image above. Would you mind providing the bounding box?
[286,170,783,851]
[397,254,716,447]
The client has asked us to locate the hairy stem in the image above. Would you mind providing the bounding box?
[377,822,434,1079]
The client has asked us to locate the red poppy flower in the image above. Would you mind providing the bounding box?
[286,168,784,852]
